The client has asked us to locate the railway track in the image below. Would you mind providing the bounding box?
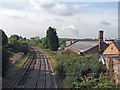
[3,46,57,89]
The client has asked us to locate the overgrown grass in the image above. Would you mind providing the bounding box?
[9,52,24,61]
[43,49,57,71]
[3,54,29,85]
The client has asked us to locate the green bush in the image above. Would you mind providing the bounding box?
[55,51,115,88]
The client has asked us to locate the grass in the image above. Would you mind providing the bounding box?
[9,53,22,61]
[3,54,29,85]
[44,50,57,71]
[10,53,20,61]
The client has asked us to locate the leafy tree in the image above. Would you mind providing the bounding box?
[55,51,113,88]
[8,34,19,45]
[59,41,66,50]
[19,42,29,55]
[46,26,59,51]
[8,35,29,54]
[64,55,107,87]
[40,37,49,49]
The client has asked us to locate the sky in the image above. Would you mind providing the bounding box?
[0,0,119,39]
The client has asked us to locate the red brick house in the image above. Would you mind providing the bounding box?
[102,41,120,86]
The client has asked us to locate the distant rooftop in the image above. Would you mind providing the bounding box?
[69,41,98,52]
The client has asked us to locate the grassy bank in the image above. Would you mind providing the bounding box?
[3,54,29,85]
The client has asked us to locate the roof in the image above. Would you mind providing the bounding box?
[113,41,120,51]
[69,41,98,52]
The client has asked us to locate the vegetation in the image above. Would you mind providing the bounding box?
[1,30,30,77]
[3,55,29,85]
[8,34,29,55]
[39,49,116,88]
[39,37,49,49]
[56,51,116,88]
[1,27,116,88]
[27,27,116,88]
[46,26,59,51]
[59,41,66,50]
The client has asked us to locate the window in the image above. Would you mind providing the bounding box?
[111,47,113,50]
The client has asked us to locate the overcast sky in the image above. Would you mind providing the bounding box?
[0,0,119,39]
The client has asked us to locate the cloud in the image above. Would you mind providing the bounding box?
[66,25,76,29]
[73,4,80,11]
[28,1,94,17]
[62,25,76,30]
[1,0,28,3]
[28,0,54,9]
[54,18,64,22]
[61,25,79,38]
[0,1,118,39]
[48,3,73,16]
[42,3,97,16]
[0,8,27,19]
[29,0,40,10]
[29,2,82,16]
[100,21,111,26]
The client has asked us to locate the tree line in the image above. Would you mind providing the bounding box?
[1,26,115,88]
[1,30,29,77]
[31,26,59,51]
[1,26,59,77]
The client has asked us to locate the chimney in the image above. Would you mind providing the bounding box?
[98,30,104,53]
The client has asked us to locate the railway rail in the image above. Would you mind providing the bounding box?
[3,46,57,89]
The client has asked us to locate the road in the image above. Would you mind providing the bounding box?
[3,46,57,89]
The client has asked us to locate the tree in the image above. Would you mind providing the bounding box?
[8,35,29,54]
[64,55,106,87]
[55,51,110,88]
[46,26,59,51]
[40,37,49,49]
[8,34,19,45]
[59,41,66,50]
[19,42,29,55]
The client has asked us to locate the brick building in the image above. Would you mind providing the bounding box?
[65,31,108,55]
[102,41,120,86]
[65,30,120,86]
